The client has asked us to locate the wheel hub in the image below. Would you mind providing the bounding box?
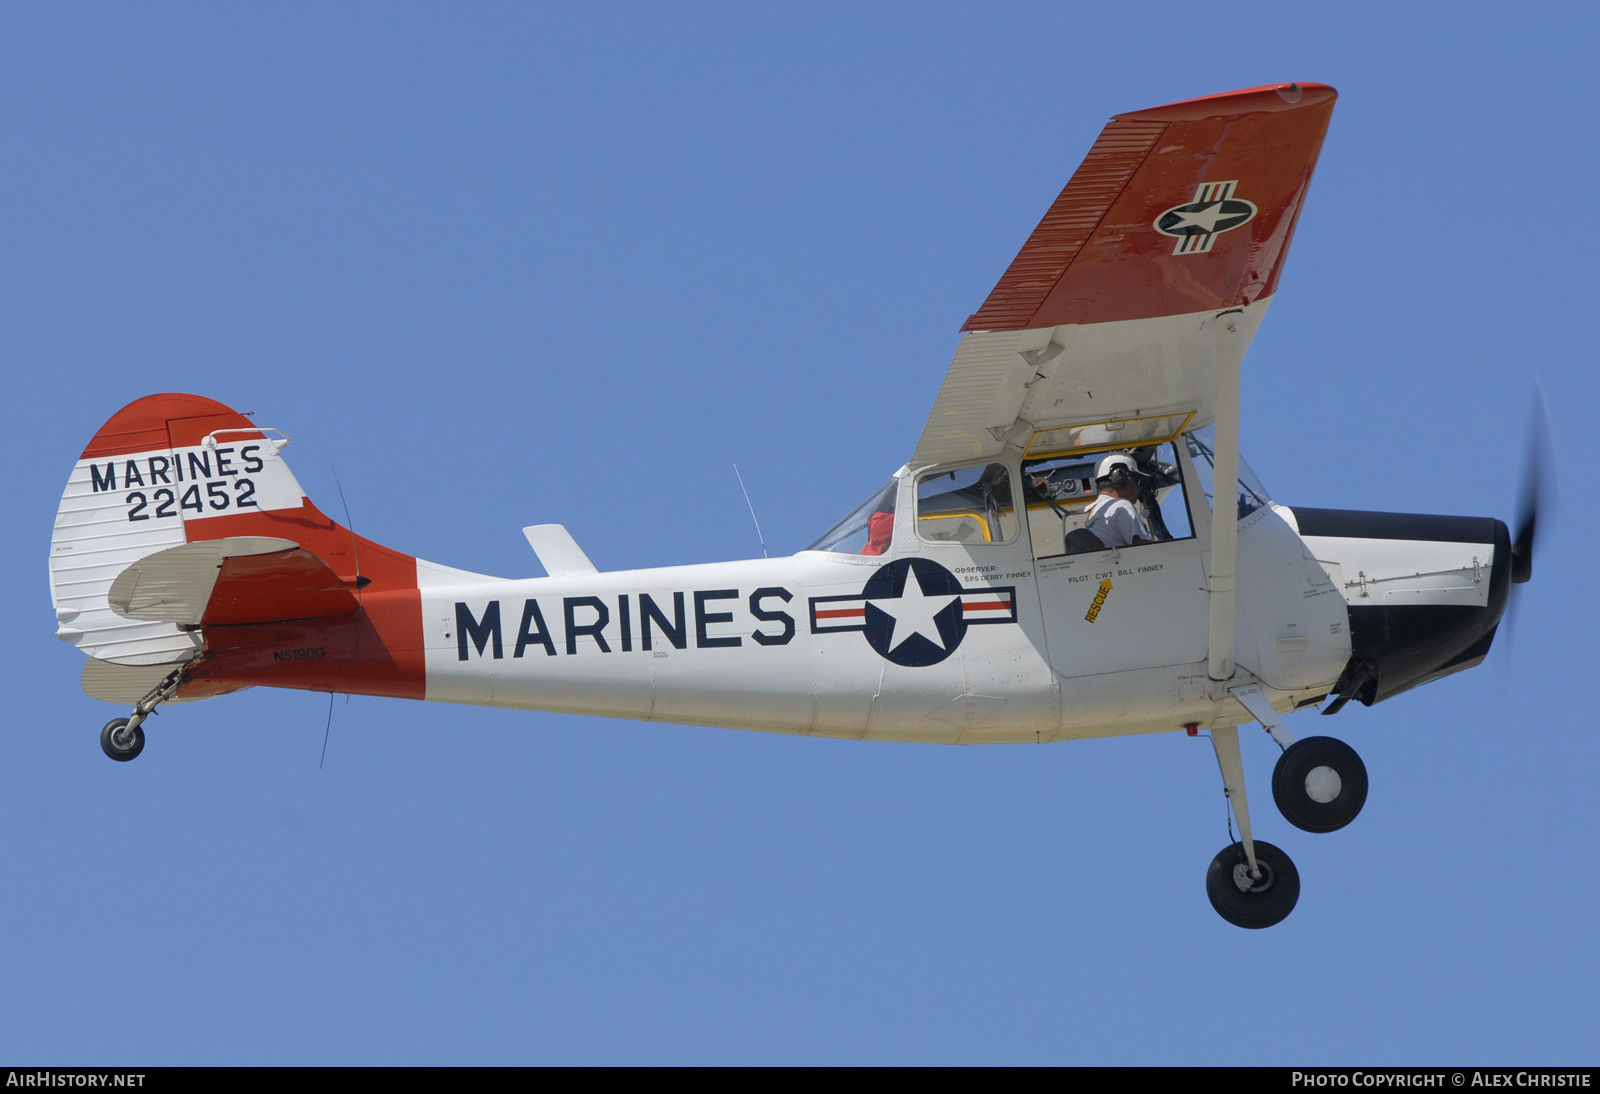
[1305,765,1342,803]
[1231,859,1275,893]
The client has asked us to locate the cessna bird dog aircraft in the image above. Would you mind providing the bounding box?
[50,83,1540,928]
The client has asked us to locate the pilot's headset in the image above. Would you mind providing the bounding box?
[1094,453,1141,491]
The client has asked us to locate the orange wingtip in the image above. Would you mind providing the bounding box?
[1115,82,1337,122]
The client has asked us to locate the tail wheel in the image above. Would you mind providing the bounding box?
[100,718,145,762]
[1206,840,1299,929]
[1272,736,1367,833]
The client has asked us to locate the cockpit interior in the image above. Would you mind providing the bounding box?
[805,418,1274,560]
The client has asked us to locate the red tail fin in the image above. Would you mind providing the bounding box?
[54,394,425,701]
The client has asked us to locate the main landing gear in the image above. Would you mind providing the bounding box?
[98,666,185,763]
[1206,839,1299,930]
[1272,736,1367,833]
[1198,684,1367,929]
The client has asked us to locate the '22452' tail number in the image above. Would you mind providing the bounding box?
[127,479,257,520]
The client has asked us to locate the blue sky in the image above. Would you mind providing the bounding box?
[2,2,1596,1064]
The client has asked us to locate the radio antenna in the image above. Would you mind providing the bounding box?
[333,465,362,703]
[733,465,768,558]
[317,466,364,770]
[332,466,361,588]
[319,692,334,770]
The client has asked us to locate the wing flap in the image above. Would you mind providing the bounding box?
[913,303,1270,467]
[913,330,1035,465]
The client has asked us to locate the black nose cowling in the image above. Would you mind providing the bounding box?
[1290,509,1512,711]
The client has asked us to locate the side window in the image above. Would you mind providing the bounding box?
[916,463,1018,545]
[1022,442,1195,558]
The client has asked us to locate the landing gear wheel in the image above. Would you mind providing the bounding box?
[100,718,145,762]
[1272,735,1367,833]
[1206,840,1299,929]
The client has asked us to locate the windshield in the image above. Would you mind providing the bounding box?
[1184,424,1271,520]
[804,478,898,555]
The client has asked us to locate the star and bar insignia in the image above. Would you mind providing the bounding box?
[1154,181,1258,255]
[809,558,1017,667]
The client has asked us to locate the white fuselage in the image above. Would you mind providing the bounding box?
[419,484,1357,744]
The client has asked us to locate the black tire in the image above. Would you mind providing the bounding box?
[1206,839,1300,929]
[1272,735,1367,833]
[100,718,144,762]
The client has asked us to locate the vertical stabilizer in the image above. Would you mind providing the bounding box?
[52,394,428,703]
[51,394,308,666]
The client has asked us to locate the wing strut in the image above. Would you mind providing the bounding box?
[1207,309,1246,682]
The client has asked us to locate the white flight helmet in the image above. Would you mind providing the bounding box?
[1094,453,1141,488]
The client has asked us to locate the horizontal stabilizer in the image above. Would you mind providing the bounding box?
[523,524,599,576]
[203,546,360,624]
[107,536,363,627]
[82,657,206,705]
[108,537,298,624]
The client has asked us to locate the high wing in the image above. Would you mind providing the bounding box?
[912,82,1336,467]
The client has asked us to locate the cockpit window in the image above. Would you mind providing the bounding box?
[1184,425,1271,520]
[1023,441,1194,558]
[804,478,898,555]
[916,463,1018,544]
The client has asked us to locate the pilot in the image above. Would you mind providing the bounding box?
[1085,454,1152,549]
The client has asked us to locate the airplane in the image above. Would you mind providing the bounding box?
[48,81,1541,929]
